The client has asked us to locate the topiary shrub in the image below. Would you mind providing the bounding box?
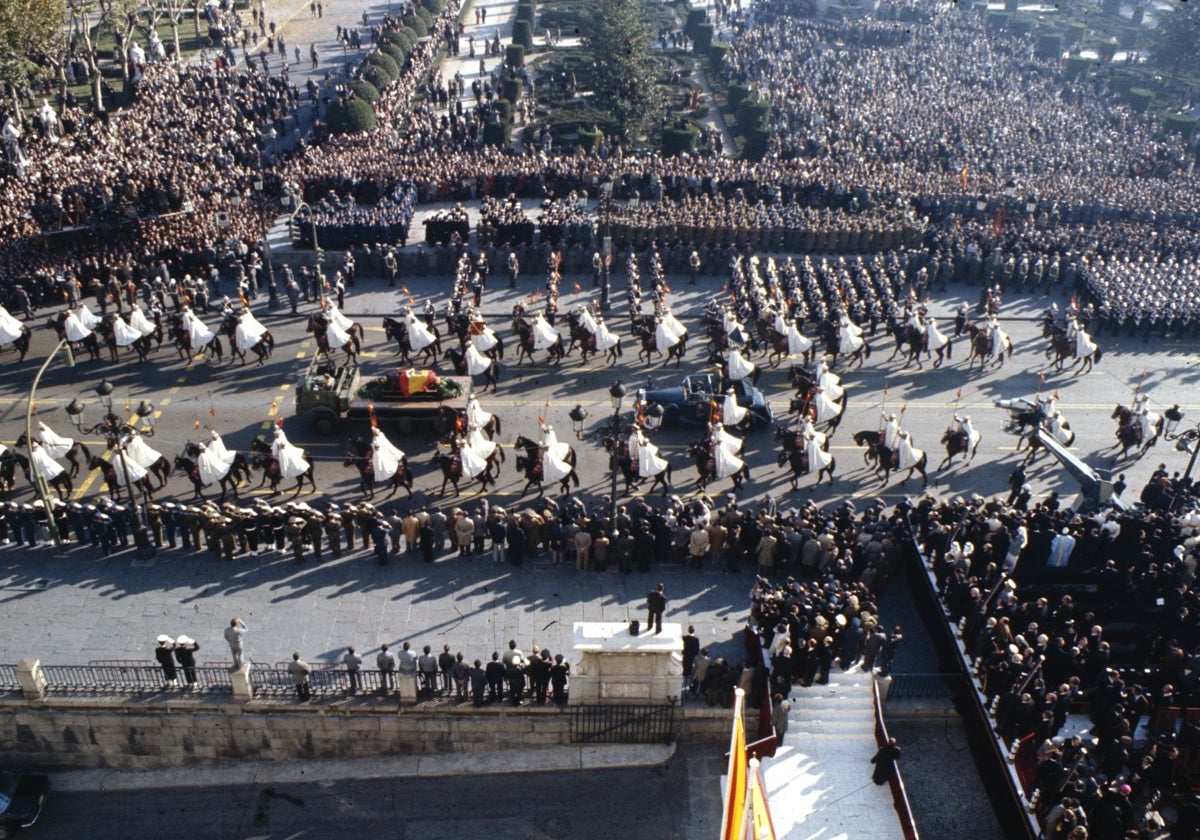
[414,6,433,30]
[693,23,713,53]
[365,51,399,78]
[516,1,535,24]
[1036,33,1062,60]
[578,126,602,152]
[736,98,771,133]
[1065,21,1087,46]
[1008,17,1033,36]
[709,44,730,75]
[362,64,393,92]
[1126,87,1153,113]
[401,14,427,36]
[986,12,1008,30]
[1163,113,1198,142]
[502,76,523,103]
[349,79,381,104]
[384,30,413,53]
[662,124,699,156]
[727,82,751,109]
[401,26,422,45]
[1063,55,1090,82]
[482,121,511,146]
[505,44,525,71]
[741,128,769,161]
[382,43,408,67]
[494,97,514,124]
[513,20,533,50]
[685,7,706,38]
[422,0,445,13]
[327,97,377,135]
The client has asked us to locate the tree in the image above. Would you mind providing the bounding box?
[1151,0,1200,81]
[0,0,66,110]
[579,0,665,140]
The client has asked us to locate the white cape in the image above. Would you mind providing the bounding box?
[124,431,164,468]
[114,317,143,347]
[326,303,354,334]
[726,349,756,382]
[38,422,74,459]
[722,393,748,426]
[235,311,269,352]
[470,323,498,352]
[405,312,437,351]
[467,398,493,428]
[31,444,64,480]
[208,431,237,466]
[838,318,864,354]
[897,436,924,470]
[197,444,231,485]
[806,434,832,471]
[531,315,560,351]
[0,305,24,344]
[111,449,149,483]
[465,343,492,375]
[326,320,352,349]
[129,306,157,337]
[185,310,215,346]
[541,450,573,483]
[64,311,92,342]
[371,429,405,478]
[271,429,308,479]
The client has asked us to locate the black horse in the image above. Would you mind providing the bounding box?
[220,312,274,366]
[5,450,73,499]
[46,311,101,361]
[15,432,90,479]
[344,435,413,499]
[249,438,316,496]
[444,345,500,393]
[383,316,442,365]
[514,453,578,497]
[86,453,156,502]
[605,439,673,496]
[307,312,361,363]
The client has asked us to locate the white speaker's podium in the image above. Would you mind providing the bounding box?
[571,621,684,703]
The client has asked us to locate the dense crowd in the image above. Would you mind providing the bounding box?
[913,479,1200,839]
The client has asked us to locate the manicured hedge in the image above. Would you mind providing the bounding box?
[1036,33,1062,60]
[513,20,533,50]
[710,44,730,75]
[381,43,408,67]
[693,23,713,53]
[662,124,699,156]
[727,82,751,109]
[502,76,523,103]
[483,121,511,146]
[685,8,706,38]
[741,128,769,161]
[349,79,381,104]
[736,98,771,133]
[1063,55,1090,82]
[578,126,602,152]
[401,14,428,36]
[365,51,399,78]
[505,44,525,71]
[384,30,413,53]
[363,64,393,92]
[1163,113,1198,142]
[327,97,377,134]
[494,97,514,124]
[516,2,535,24]
[1127,87,1153,113]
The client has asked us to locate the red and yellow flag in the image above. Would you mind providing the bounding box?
[720,689,748,840]
[747,759,778,840]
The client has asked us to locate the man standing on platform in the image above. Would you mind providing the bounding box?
[646,582,667,634]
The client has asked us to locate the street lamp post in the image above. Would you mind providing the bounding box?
[25,339,74,551]
[289,200,324,291]
[253,175,279,309]
[66,380,158,560]
[605,382,626,522]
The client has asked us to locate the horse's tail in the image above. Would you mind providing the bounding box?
[1007,340,1013,359]
[945,338,953,359]
[616,337,623,357]
[495,416,502,437]
[570,468,580,487]
[352,333,362,354]
[1093,347,1103,364]
[862,340,871,359]
[77,441,92,463]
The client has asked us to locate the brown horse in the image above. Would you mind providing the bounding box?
[686,439,749,492]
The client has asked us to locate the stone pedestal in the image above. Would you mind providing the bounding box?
[571,622,684,704]
[231,663,254,702]
[16,659,45,701]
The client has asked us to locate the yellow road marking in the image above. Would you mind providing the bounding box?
[280,383,291,391]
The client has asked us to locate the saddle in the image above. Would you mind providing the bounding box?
[890,451,899,469]
[705,457,716,474]
[957,432,969,449]
[792,435,804,451]
[450,459,462,478]
[531,462,543,479]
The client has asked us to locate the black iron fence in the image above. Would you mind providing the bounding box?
[39,663,235,694]
[0,664,20,692]
[886,673,968,701]
[570,703,676,745]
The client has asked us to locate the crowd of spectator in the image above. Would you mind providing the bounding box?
[913,476,1200,839]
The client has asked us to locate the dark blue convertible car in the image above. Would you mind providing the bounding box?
[638,374,773,431]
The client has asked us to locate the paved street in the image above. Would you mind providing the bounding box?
[0,266,1196,668]
[33,744,718,839]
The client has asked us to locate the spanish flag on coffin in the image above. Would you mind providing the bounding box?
[398,369,439,396]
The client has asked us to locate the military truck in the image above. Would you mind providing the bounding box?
[295,356,469,436]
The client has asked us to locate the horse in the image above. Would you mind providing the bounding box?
[965,323,1012,371]
[1111,404,1162,461]
[307,312,361,364]
[86,453,157,502]
[0,449,18,494]
[605,439,673,496]
[446,312,506,361]
[219,312,274,366]
[9,450,73,499]
[1043,323,1102,374]
[886,315,926,367]
[447,412,502,442]
[827,321,872,369]
[852,430,882,467]
[760,326,807,368]
[176,442,249,500]
[514,453,578,497]
[634,323,688,368]
[383,316,441,365]
[45,311,101,362]
[0,322,32,362]
[565,312,623,366]
[511,316,566,366]
[343,452,413,500]
[513,435,577,469]
[249,439,316,496]
[15,433,90,479]
[937,427,981,470]
[864,439,926,484]
[775,447,836,490]
[96,313,154,364]
[168,312,223,363]
[787,389,848,435]
[443,345,500,393]
[685,440,749,492]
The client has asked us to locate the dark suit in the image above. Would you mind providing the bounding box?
[646,589,667,633]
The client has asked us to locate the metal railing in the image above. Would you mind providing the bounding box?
[886,673,967,701]
[40,663,234,694]
[873,679,920,840]
[253,665,393,697]
[570,703,675,745]
[0,664,20,692]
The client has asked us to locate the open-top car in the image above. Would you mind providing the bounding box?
[639,373,773,431]
[0,770,50,838]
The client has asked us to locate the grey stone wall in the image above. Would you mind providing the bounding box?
[0,697,732,770]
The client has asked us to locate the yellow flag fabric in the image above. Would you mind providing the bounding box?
[720,690,747,840]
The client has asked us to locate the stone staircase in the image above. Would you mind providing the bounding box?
[761,670,905,840]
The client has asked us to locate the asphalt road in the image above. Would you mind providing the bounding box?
[32,746,718,840]
[3,275,1194,513]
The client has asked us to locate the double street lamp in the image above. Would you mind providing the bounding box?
[570,382,627,522]
[253,174,279,309]
[65,380,157,560]
[1163,411,1200,511]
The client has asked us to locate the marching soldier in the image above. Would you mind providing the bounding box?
[325,507,343,558]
